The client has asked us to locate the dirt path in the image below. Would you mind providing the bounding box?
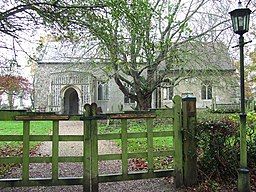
[1,121,177,192]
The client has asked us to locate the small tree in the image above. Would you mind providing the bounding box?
[0,75,31,109]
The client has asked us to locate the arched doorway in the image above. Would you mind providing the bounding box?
[64,88,79,115]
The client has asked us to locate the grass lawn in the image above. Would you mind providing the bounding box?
[98,119,173,153]
[0,121,52,149]
[0,121,52,176]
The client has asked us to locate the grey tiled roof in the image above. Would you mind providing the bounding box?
[174,41,234,71]
[38,41,234,71]
[38,41,99,64]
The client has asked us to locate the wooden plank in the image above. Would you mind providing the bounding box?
[173,95,183,187]
[29,135,52,141]
[22,121,30,184]
[121,119,128,175]
[83,103,91,192]
[52,120,59,183]
[147,119,154,175]
[0,178,84,187]
[16,116,69,121]
[59,135,84,141]
[30,157,52,163]
[0,135,23,141]
[91,103,99,192]
[182,96,197,186]
[0,157,22,164]
[58,156,83,162]
[98,169,175,183]
[97,133,121,140]
[98,154,122,161]
[110,114,156,119]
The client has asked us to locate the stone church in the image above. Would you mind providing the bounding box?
[34,42,238,114]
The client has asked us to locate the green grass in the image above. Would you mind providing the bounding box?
[0,121,52,176]
[98,118,174,170]
[98,119,173,153]
[0,121,52,149]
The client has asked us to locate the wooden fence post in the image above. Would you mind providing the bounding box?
[91,103,99,192]
[83,104,92,192]
[182,96,197,186]
[173,95,183,187]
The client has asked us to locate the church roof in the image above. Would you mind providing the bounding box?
[38,41,234,72]
[174,41,234,71]
[37,41,99,64]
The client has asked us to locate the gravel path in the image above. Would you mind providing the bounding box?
[1,121,177,192]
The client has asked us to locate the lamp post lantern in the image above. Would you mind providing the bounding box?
[229,2,251,192]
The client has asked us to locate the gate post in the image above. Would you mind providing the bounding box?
[173,95,183,187]
[83,104,92,192]
[90,103,99,192]
[182,95,197,186]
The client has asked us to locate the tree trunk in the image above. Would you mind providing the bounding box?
[8,94,14,110]
[137,94,152,110]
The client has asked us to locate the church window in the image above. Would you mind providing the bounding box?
[163,87,173,100]
[162,80,173,100]
[82,85,90,104]
[97,81,109,100]
[201,82,212,100]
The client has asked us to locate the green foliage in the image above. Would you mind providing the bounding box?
[196,117,240,185]
[197,110,231,120]
[229,111,256,167]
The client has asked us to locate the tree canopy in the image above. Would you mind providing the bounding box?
[39,0,235,109]
[0,74,31,109]
[2,0,255,109]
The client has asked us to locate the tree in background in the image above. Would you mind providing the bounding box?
[245,49,256,99]
[0,75,31,109]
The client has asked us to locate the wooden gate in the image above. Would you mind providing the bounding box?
[0,95,197,191]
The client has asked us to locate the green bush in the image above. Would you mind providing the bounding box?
[230,112,256,167]
[196,117,240,184]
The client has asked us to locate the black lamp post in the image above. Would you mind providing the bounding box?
[229,2,251,192]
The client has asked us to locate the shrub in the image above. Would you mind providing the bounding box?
[229,112,256,167]
[196,117,240,185]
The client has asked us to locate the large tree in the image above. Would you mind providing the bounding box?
[41,0,235,109]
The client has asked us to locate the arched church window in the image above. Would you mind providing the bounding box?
[201,81,212,100]
[162,79,173,100]
[97,81,109,100]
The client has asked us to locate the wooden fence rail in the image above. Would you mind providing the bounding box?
[0,95,197,191]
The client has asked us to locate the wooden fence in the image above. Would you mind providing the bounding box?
[0,95,197,191]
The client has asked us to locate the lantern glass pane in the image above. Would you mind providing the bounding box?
[232,17,238,32]
[238,16,245,31]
